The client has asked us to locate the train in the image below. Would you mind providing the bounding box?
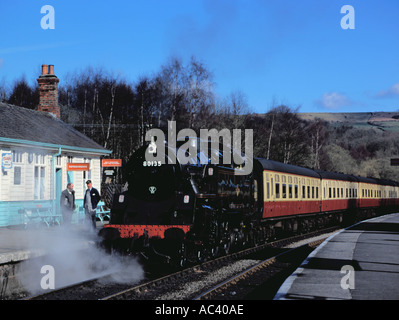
[99,138,399,267]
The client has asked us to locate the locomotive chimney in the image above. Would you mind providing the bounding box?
[37,64,60,118]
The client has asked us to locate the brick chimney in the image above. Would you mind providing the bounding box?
[37,64,60,118]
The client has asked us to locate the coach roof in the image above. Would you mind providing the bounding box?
[315,170,358,182]
[255,158,319,178]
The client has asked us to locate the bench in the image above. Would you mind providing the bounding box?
[75,202,110,223]
[96,201,111,222]
[19,205,63,229]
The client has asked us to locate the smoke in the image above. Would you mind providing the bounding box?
[16,224,144,296]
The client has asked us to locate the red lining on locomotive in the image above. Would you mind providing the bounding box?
[104,224,191,239]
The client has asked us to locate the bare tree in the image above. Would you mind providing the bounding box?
[307,119,328,169]
[186,56,214,129]
[159,57,187,122]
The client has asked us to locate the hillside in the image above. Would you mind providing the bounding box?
[298,112,399,132]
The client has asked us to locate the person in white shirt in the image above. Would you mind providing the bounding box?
[83,180,101,231]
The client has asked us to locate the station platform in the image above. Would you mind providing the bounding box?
[274,213,399,300]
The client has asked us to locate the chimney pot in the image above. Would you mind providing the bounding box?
[41,64,48,76]
[48,65,54,75]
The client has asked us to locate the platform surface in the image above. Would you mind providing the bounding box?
[275,213,399,300]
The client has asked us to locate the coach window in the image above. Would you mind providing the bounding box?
[294,185,298,198]
[316,187,319,199]
[288,184,293,198]
[307,186,310,199]
[271,178,274,196]
[276,183,280,198]
[266,182,270,199]
[312,186,315,199]
[329,187,332,198]
[302,185,306,199]
[282,184,287,198]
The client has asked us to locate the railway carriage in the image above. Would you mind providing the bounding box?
[316,171,358,212]
[256,159,321,218]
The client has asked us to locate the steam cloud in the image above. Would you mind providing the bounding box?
[16,225,144,296]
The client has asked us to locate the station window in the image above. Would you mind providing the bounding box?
[34,167,45,200]
[14,166,21,185]
[12,150,23,163]
[35,154,45,165]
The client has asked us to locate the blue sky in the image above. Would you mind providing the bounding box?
[0,0,398,113]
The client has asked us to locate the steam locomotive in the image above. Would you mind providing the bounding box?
[99,138,399,267]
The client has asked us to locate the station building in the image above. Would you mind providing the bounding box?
[0,65,112,227]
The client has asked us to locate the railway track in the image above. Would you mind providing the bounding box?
[23,227,338,300]
[193,238,326,300]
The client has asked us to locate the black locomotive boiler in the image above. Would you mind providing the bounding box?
[100,138,260,266]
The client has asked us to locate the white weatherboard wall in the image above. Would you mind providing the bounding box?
[0,146,103,227]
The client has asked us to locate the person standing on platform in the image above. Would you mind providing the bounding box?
[84,180,101,231]
[60,183,76,225]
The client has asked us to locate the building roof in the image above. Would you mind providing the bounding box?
[0,102,111,154]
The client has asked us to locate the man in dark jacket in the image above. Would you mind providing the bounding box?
[60,183,76,225]
[83,180,101,230]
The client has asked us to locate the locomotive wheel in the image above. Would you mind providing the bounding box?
[209,245,220,259]
[222,231,235,255]
[173,241,187,269]
[196,246,206,263]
